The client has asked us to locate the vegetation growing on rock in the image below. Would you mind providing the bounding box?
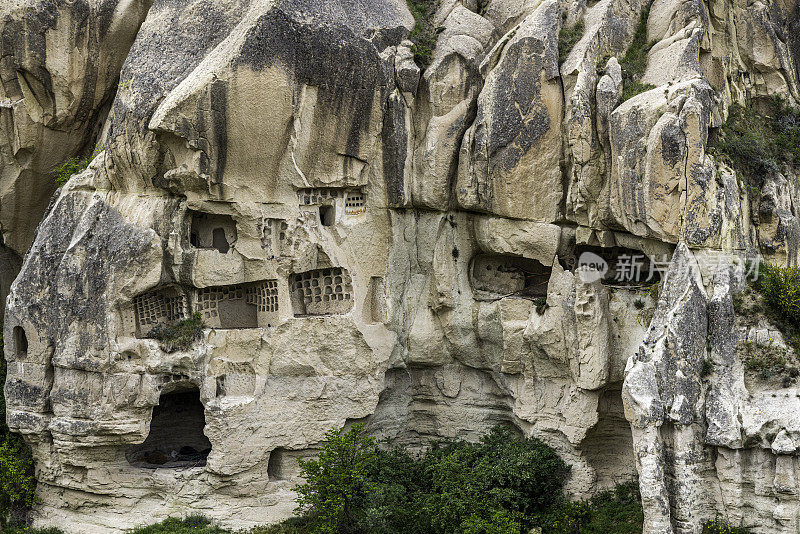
[557,19,584,64]
[619,8,656,102]
[292,424,641,533]
[53,146,103,186]
[146,313,205,353]
[701,519,752,534]
[733,263,800,385]
[710,98,800,190]
[0,324,37,528]
[406,0,438,67]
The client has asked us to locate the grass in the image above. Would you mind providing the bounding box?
[710,97,800,189]
[558,19,585,63]
[406,0,438,67]
[146,313,205,353]
[619,8,656,102]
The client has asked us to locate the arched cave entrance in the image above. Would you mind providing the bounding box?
[126,386,211,468]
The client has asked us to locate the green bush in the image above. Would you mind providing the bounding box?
[128,516,228,534]
[558,20,585,64]
[700,519,752,534]
[53,146,103,186]
[533,481,643,533]
[293,424,607,534]
[0,324,37,527]
[757,262,800,325]
[711,98,800,188]
[619,9,656,102]
[146,313,205,353]
[295,424,378,533]
[406,0,438,67]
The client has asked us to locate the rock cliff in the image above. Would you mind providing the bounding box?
[2,0,800,532]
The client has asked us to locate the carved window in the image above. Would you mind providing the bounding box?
[188,211,236,253]
[13,326,27,358]
[195,280,278,328]
[289,267,353,316]
[133,287,188,336]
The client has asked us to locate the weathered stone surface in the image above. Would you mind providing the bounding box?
[2,0,800,532]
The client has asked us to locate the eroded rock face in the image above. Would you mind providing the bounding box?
[2,0,800,532]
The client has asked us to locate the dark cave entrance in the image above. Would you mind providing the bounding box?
[13,326,27,358]
[126,386,211,469]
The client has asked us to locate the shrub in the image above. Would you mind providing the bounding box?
[146,313,205,353]
[711,98,800,189]
[0,324,37,527]
[700,519,752,534]
[757,262,800,325]
[53,146,103,186]
[619,9,656,102]
[406,0,438,67]
[238,518,310,534]
[533,481,643,533]
[128,516,228,534]
[558,20,585,64]
[294,425,573,534]
[461,510,521,534]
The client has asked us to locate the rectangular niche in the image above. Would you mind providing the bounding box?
[470,254,551,298]
[261,218,289,257]
[195,280,279,329]
[133,286,188,338]
[289,267,354,316]
[189,211,237,253]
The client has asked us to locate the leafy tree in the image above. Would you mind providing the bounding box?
[295,424,377,533]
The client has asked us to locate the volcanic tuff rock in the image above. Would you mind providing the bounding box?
[1,0,800,532]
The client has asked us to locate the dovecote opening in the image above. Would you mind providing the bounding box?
[470,255,551,299]
[132,286,188,338]
[289,267,354,316]
[195,280,279,329]
[189,211,236,253]
[345,190,366,215]
[126,387,211,469]
[13,326,27,358]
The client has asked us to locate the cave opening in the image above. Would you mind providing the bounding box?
[319,205,335,226]
[126,386,211,469]
[469,254,552,299]
[188,211,236,253]
[572,245,662,286]
[13,326,27,358]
